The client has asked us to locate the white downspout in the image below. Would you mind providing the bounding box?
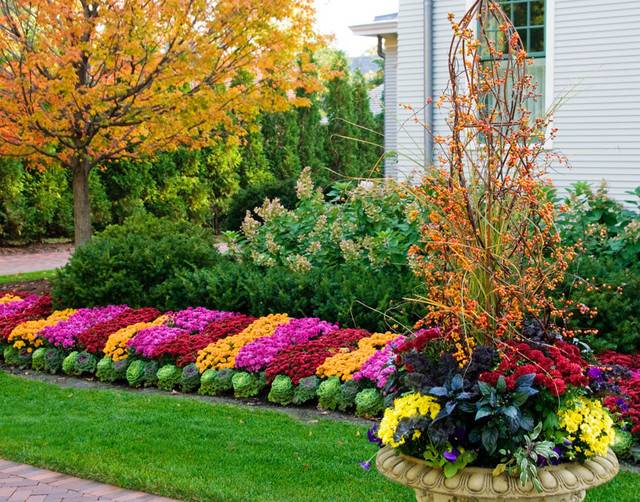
[423,0,433,168]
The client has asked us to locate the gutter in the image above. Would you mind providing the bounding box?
[423,0,433,168]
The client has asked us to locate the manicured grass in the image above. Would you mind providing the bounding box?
[0,269,56,284]
[0,372,637,501]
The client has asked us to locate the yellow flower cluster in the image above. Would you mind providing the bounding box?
[8,309,76,351]
[0,294,22,305]
[316,332,397,381]
[196,314,290,372]
[559,396,615,457]
[378,393,441,448]
[103,315,167,361]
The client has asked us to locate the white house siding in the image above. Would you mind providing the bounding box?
[551,0,640,199]
[384,36,399,178]
[396,0,426,180]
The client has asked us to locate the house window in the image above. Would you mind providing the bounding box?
[480,0,546,119]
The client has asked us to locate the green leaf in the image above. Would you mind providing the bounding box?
[443,462,458,478]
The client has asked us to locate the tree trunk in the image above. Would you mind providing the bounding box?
[72,158,92,246]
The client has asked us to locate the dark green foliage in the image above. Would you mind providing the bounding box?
[340,380,361,410]
[198,368,236,396]
[293,376,320,405]
[351,71,382,178]
[157,364,181,392]
[126,359,146,388]
[223,178,298,230]
[62,351,79,375]
[43,348,64,374]
[557,183,640,353]
[261,111,302,180]
[232,371,266,399]
[73,351,97,376]
[296,88,327,177]
[31,347,47,372]
[267,375,294,406]
[143,360,159,387]
[51,213,222,309]
[180,364,201,393]
[355,388,384,417]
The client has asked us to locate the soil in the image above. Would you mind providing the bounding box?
[0,279,52,296]
[0,242,73,256]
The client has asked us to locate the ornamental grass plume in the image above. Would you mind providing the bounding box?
[195,314,290,372]
[235,317,338,373]
[409,0,579,361]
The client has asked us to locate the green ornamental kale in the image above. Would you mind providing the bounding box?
[341,380,361,410]
[157,364,181,391]
[267,375,294,406]
[62,351,79,375]
[355,388,384,417]
[43,348,64,374]
[232,371,265,398]
[112,359,130,381]
[292,376,320,405]
[31,347,47,371]
[74,351,97,375]
[126,359,146,388]
[317,377,344,411]
[96,357,116,382]
[611,429,634,457]
[198,368,236,396]
[143,360,159,387]
[180,363,201,393]
[3,346,32,368]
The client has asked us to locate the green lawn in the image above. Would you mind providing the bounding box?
[0,372,637,502]
[0,269,56,284]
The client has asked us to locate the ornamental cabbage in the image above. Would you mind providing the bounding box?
[611,428,633,457]
[232,371,265,398]
[96,357,116,382]
[43,348,64,374]
[355,388,384,417]
[126,359,146,388]
[268,375,294,405]
[317,377,344,411]
[143,360,159,387]
[3,345,31,367]
[180,363,201,393]
[292,376,320,405]
[74,351,97,375]
[157,364,181,391]
[62,351,79,375]
[198,368,235,396]
[31,347,47,371]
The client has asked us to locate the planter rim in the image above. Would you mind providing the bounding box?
[376,446,619,499]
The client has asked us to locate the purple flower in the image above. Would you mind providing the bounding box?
[235,318,338,372]
[359,461,371,471]
[171,307,237,333]
[0,295,41,320]
[367,424,381,445]
[443,448,459,463]
[587,367,603,380]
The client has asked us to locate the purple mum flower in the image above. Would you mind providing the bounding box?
[353,335,406,388]
[443,448,459,463]
[171,307,237,333]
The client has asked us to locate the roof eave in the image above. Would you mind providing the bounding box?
[349,19,398,37]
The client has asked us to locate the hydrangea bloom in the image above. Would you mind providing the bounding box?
[40,305,128,348]
[235,318,338,372]
[171,307,237,332]
[353,335,406,388]
[127,325,187,358]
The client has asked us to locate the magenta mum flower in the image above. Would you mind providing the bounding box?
[352,335,406,388]
[235,318,338,372]
[171,307,237,333]
[127,325,186,358]
[0,295,41,320]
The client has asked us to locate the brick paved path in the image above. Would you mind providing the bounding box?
[0,251,70,276]
[0,460,177,502]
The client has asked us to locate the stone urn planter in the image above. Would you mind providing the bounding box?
[376,446,619,502]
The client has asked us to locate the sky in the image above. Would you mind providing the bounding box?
[314,0,399,56]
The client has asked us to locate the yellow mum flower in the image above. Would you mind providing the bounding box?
[378,393,441,448]
[0,294,22,305]
[7,309,76,350]
[559,397,615,457]
[316,332,396,381]
[103,315,167,361]
[196,314,290,372]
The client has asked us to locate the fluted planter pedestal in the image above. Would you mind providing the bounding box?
[376,446,619,501]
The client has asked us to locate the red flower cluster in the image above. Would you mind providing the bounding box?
[0,295,52,341]
[153,314,255,366]
[479,340,588,397]
[598,351,640,370]
[77,307,160,353]
[394,328,442,361]
[265,328,370,384]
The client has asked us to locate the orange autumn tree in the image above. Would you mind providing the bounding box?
[410,0,576,361]
[0,0,321,244]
